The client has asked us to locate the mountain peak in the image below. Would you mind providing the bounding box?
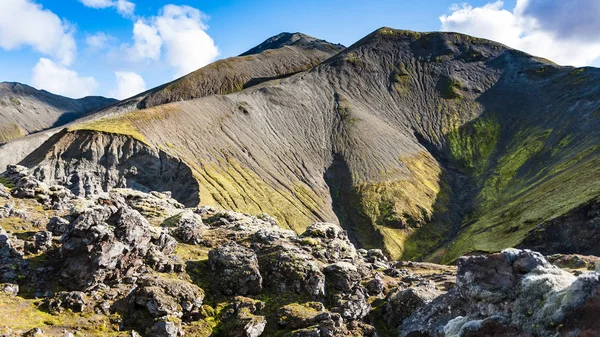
[240,32,344,56]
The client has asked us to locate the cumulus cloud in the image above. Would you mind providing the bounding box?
[32,58,98,98]
[86,32,113,51]
[440,0,600,66]
[0,0,76,65]
[79,0,135,18]
[109,71,146,99]
[126,5,219,77]
[154,5,220,76]
[128,20,162,61]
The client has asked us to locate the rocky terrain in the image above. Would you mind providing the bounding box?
[0,82,116,144]
[0,165,598,336]
[1,26,600,335]
[2,28,598,263]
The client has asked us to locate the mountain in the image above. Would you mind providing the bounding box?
[6,28,600,264]
[0,32,344,175]
[112,32,345,110]
[0,82,116,143]
[240,32,345,56]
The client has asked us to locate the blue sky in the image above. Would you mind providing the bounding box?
[1,0,598,99]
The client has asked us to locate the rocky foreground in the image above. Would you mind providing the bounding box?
[0,165,598,337]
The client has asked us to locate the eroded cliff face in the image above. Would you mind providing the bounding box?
[20,130,199,206]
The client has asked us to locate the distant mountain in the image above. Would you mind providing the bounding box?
[240,32,345,56]
[6,28,600,264]
[0,82,116,143]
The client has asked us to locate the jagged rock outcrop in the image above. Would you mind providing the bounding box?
[21,131,200,207]
[2,174,599,336]
[59,204,174,290]
[3,164,74,210]
[399,249,600,337]
[165,210,207,244]
[208,241,263,295]
[134,275,204,320]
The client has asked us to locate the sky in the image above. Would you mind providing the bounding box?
[1,0,599,99]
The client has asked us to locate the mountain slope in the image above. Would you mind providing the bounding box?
[0,32,344,173]
[0,82,116,143]
[115,32,345,110]
[15,28,600,262]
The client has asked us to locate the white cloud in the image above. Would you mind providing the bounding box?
[154,5,219,77]
[32,58,98,98]
[126,5,219,77]
[128,20,162,61]
[109,71,146,99]
[86,32,113,51]
[0,0,76,65]
[440,0,600,66]
[79,0,135,18]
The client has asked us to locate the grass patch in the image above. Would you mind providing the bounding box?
[0,293,121,335]
[448,116,500,175]
[0,176,15,189]
[69,118,147,144]
[0,123,26,143]
[439,77,463,99]
[187,156,326,233]
[68,105,179,144]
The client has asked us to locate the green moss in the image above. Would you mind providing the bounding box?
[0,293,121,335]
[0,176,15,189]
[0,123,26,143]
[344,52,360,65]
[339,153,442,260]
[440,77,463,99]
[570,68,585,76]
[448,116,500,175]
[69,117,147,144]
[477,128,552,210]
[186,156,325,233]
[438,128,600,263]
[69,105,178,145]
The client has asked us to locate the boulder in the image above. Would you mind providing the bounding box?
[0,184,9,199]
[324,262,361,292]
[327,286,371,321]
[299,223,357,263]
[365,272,384,296]
[277,302,341,330]
[145,320,180,337]
[166,210,206,244]
[47,217,70,236]
[32,231,53,253]
[208,242,262,295]
[1,283,18,296]
[48,291,87,313]
[221,297,267,337]
[59,206,155,289]
[134,275,204,320]
[260,245,325,299]
[399,249,600,337]
[384,284,440,328]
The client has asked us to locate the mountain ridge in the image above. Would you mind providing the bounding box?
[4,28,600,263]
[0,81,116,143]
